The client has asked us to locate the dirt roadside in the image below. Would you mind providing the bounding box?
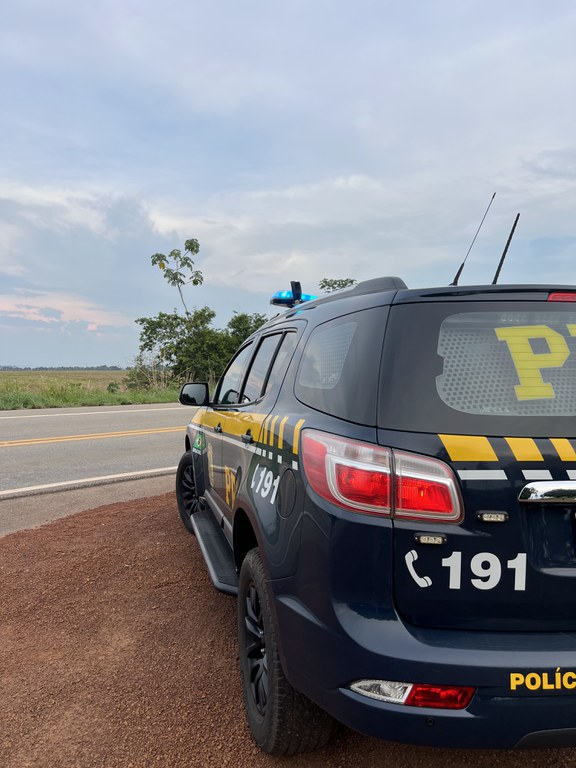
[1,490,574,767]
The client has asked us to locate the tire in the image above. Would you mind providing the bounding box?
[175,451,198,535]
[238,548,338,755]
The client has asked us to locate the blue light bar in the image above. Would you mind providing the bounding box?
[270,290,318,307]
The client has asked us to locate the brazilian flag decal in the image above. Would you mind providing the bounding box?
[193,432,206,454]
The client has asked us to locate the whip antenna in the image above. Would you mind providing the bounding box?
[450,192,496,286]
[492,213,520,285]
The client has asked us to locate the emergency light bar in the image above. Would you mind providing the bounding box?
[270,281,318,308]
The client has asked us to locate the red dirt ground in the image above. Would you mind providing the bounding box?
[0,493,573,767]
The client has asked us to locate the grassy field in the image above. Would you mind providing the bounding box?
[0,370,180,410]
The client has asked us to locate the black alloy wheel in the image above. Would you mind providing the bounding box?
[175,451,198,534]
[238,548,338,755]
[243,579,268,715]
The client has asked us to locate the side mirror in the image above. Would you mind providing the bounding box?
[179,382,209,407]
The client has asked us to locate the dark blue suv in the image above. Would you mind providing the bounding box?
[176,277,576,754]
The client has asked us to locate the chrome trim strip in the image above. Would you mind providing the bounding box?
[519,481,576,503]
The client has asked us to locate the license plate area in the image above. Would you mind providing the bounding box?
[522,506,576,568]
[519,481,576,569]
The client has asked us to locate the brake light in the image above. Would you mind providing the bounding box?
[405,683,475,709]
[394,450,463,522]
[548,292,576,302]
[301,430,462,522]
[301,431,391,515]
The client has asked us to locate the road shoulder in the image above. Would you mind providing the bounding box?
[0,475,175,538]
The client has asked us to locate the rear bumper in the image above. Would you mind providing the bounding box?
[273,588,576,748]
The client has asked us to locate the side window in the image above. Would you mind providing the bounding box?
[215,343,254,405]
[265,331,299,392]
[242,335,283,403]
[295,308,387,425]
[240,331,300,404]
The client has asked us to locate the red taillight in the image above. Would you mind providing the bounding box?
[350,678,475,708]
[301,430,462,522]
[301,431,392,515]
[397,476,453,513]
[548,292,576,302]
[394,450,462,522]
[405,683,475,709]
[335,464,391,507]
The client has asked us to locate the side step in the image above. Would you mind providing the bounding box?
[191,507,238,595]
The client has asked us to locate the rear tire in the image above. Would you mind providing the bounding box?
[175,451,198,535]
[238,548,338,755]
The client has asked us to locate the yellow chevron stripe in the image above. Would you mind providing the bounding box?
[292,419,306,455]
[268,415,279,446]
[505,437,544,462]
[261,415,270,445]
[439,434,498,462]
[277,416,289,449]
[550,438,576,462]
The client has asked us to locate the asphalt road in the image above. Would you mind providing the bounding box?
[0,403,194,497]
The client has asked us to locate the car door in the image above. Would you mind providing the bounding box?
[199,341,255,519]
[217,329,301,545]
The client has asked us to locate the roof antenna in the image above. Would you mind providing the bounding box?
[450,192,496,286]
[492,213,520,285]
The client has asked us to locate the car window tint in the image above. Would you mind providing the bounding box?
[380,302,576,436]
[242,335,283,403]
[295,308,386,425]
[216,343,254,405]
[266,331,299,393]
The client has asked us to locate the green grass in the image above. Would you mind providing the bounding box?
[0,371,180,410]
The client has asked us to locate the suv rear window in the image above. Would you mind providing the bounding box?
[379,302,576,437]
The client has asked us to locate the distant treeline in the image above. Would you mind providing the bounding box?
[0,365,124,371]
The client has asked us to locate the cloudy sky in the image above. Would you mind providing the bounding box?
[2,1,576,366]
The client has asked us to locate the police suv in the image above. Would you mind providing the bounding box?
[176,277,576,754]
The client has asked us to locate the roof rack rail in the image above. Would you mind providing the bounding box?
[283,276,408,315]
[347,277,407,296]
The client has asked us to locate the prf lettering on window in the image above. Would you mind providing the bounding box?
[495,324,576,401]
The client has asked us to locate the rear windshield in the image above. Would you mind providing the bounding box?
[379,301,576,437]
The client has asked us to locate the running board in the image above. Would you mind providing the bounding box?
[191,507,238,595]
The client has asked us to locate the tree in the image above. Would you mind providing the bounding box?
[225,311,268,355]
[318,277,357,293]
[133,239,267,386]
[150,238,203,317]
[134,308,267,384]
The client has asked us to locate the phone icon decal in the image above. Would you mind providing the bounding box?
[405,549,432,588]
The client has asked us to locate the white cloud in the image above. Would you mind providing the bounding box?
[3,0,576,365]
[0,180,111,236]
[0,289,133,331]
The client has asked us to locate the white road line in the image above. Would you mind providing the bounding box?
[0,467,177,498]
[0,406,184,420]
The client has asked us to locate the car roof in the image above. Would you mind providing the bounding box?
[261,279,576,333]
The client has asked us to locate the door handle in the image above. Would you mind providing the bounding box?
[241,431,254,444]
[214,423,223,434]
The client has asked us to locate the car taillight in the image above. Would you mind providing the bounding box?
[350,679,475,709]
[405,683,475,709]
[301,430,462,522]
[301,431,392,515]
[548,292,576,302]
[394,450,463,522]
